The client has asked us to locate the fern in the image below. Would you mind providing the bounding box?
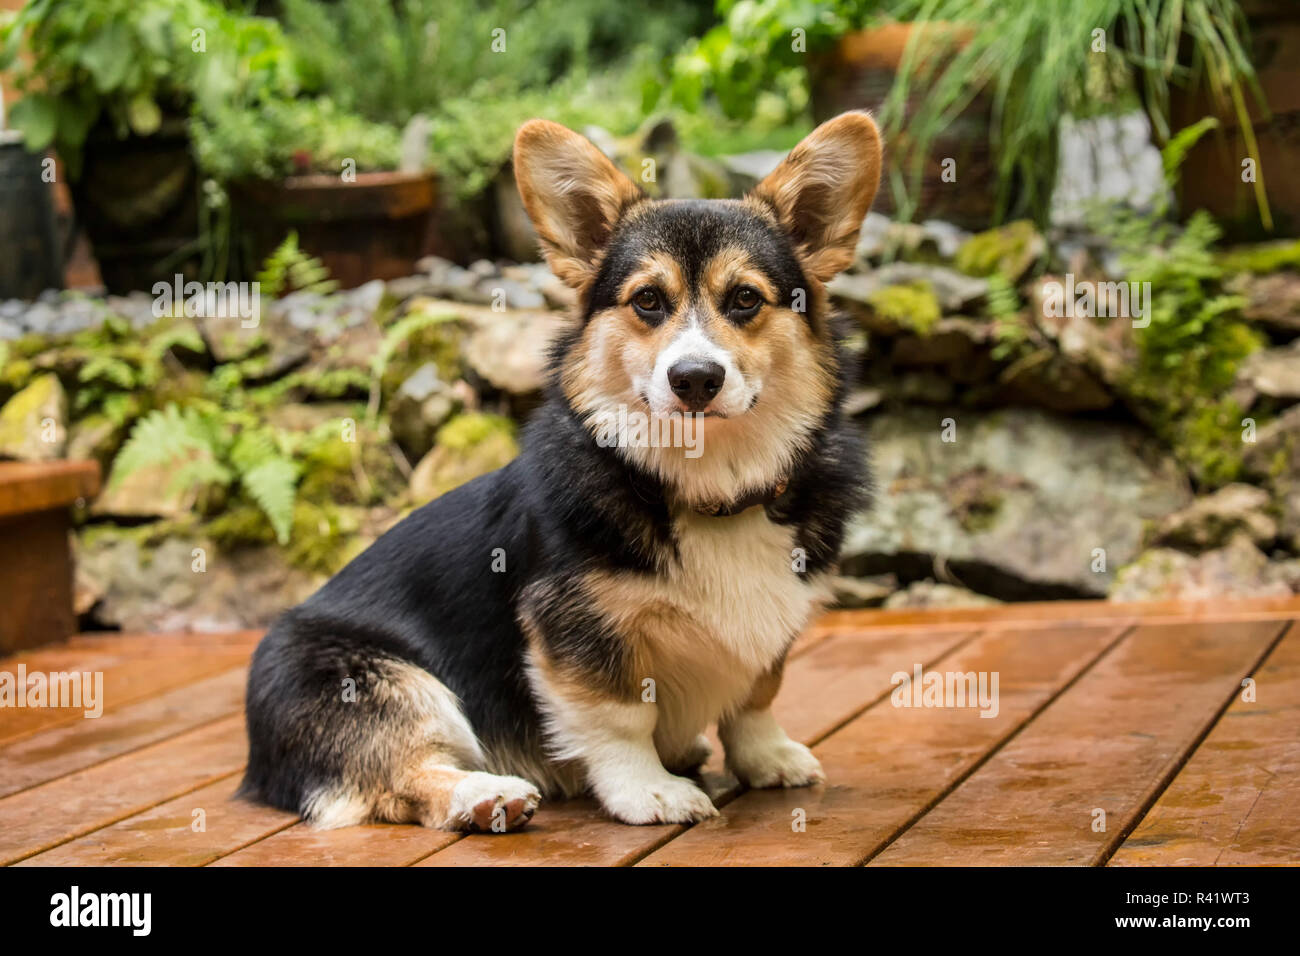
[367,306,462,419]
[111,403,300,541]
[241,457,299,544]
[109,404,232,494]
[256,231,338,299]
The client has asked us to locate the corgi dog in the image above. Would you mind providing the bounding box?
[240,111,882,830]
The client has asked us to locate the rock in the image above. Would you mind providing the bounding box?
[919,219,972,259]
[1226,271,1300,332]
[844,407,1193,597]
[389,362,462,459]
[718,149,785,193]
[891,316,990,368]
[1031,276,1138,387]
[1243,404,1300,480]
[995,350,1114,412]
[1143,483,1275,551]
[954,220,1046,282]
[478,277,546,310]
[1237,341,1300,403]
[75,530,321,632]
[463,306,564,395]
[0,373,67,460]
[830,574,897,609]
[409,412,519,504]
[0,317,23,340]
[830,263,988,318]
[882,580,1002,609]
[1110,533,1295,602]
[264,401,358,434]
[92,461,200,521]
[66,413,128,470]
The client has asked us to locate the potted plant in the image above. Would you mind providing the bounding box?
[191,95,436,289]
[869,0,1276,230]
[0,0,298,292]
[1169,0,1300,237]
[0,88,62,299]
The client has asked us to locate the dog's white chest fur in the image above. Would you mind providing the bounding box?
[667,509,821,671]
[603,508,827,753]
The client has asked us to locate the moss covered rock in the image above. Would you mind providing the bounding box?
[409,412,519,504]
[0,373,67,460]
[955,220,1045,281]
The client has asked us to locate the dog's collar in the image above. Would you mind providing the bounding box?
[694,476,791,517]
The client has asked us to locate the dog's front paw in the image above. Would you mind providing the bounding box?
[728,738,825,789]
[600,775,719,825]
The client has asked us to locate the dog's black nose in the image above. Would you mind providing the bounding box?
[668,359,725,410]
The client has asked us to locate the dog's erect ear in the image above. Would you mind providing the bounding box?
[513,120,644,289]
[751,111,882,282]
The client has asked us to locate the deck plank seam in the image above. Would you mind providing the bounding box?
[4,768,246,866]
[1097,618,1295,867]
[856,621,1139,867]
[0,696,249,801]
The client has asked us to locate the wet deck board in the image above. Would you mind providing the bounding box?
[2,600,1297,866]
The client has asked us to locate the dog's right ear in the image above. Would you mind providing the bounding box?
[513,120,644,289]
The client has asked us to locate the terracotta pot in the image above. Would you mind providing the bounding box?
[1169,0,1300,238]
[810,22,999,228]
[232,170,437,289]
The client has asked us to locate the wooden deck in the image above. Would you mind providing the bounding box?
[2,597,1298,867]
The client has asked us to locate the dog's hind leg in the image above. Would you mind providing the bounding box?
[391,759,541,832]
[245,639,541,832]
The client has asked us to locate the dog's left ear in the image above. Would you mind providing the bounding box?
[514,120,645,289]
[752,111,882,282]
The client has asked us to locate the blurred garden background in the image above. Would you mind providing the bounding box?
[3,0,1300,636]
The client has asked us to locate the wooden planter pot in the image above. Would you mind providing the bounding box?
[1170,0,1300,238]
[810,22,999,228]
[231,171,437,290]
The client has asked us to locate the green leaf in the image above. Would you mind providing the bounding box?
[242,457,299,545]
[7,93,58,151]
[79,19,133,93]
[126,94,162,136]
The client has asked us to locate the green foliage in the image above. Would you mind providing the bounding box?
[283,0,707,127]
[1217,239,1300,275]
[368,305,463,419]
[110,403,300,543]
[0,0,298,178]
[1092,205,1261,486]
[882,0,1269,226]
[656,0,870,124]
[255,231,338,299]
[866,281,941,333]
[191,95,402,181]
[985,272,1030,361]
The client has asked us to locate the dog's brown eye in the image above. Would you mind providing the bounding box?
[730,286,762,319]
[632,289,662,313]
